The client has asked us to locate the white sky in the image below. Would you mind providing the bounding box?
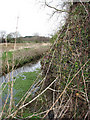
[0,0,66,37]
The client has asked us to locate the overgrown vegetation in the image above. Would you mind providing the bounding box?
[50,34,58,43]
[40,2,89,119]
[0,1,89,120]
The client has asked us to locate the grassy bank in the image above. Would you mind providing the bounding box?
[0,43,51,75]
[14,69,41,103]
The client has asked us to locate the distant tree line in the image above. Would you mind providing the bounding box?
[0,31,50,43]
[21,36,50,43]
[0,31,21,43]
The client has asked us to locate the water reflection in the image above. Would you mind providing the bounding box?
[0,61,41,84]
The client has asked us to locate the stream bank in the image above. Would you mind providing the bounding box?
[1,43,51,76]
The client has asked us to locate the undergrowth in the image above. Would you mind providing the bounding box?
[0,2,89,120]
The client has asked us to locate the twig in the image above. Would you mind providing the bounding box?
[79,0,89,15]
[45,0,69,13]
[42,59,89,119]
[7,77,58,118]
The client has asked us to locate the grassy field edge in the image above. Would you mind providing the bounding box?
[1,43,51,76]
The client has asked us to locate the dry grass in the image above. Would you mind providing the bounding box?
[0,43,51,53]
[1,43,51,75]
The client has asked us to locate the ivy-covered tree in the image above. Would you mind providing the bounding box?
[41,1,89,119]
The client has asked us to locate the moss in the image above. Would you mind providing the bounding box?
[2,69,41,104]
[14,69,41,103]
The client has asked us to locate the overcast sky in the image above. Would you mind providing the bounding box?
[0,0,66,37]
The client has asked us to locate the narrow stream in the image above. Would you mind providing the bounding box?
[1,60,41,105]
[0,60,41,84]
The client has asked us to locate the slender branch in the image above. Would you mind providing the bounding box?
[45,0,69,13]
[79,0,89,15]
[42,59,89,119]
[7,77,58,118]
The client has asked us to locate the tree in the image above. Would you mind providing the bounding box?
[41,1,89,119]
[38,0,70,35]
[7,32,21,43]
[44,0,69,13]
[39,0,70,16]
[0,31,6,43]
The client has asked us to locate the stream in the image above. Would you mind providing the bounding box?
[1,61,41,105]
[0,60,41,84]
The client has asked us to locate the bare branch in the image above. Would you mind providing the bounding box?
[45,0,69,13]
